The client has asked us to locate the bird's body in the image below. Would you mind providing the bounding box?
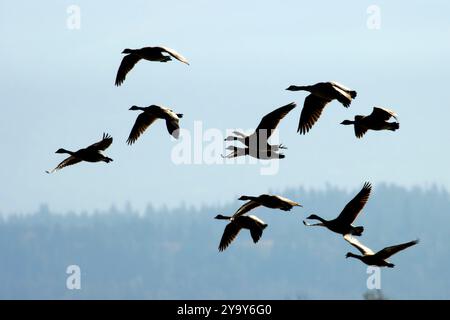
[46,133,113,173]
[223,102,296,158]
[344,234,419,268]
[341,107,399,138]
[115,46,189,86]
[215,214,268,252]
[303,182,371,236]
[126,105,183,144]
[221,146,285,159]
[286,81,357,134]
[236,194,301,215]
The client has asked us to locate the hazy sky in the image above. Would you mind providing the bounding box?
[1,1,449,214]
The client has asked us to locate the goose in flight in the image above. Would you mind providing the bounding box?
[46,133,113,173]
[344,234,419,268]
[286,81,357,134]
[215,214,268,252]
[115,46,189,86]
[341,107,399,138]
[223,102,296,158]
[221,146,285,159]
[126,105,183,144]
[234,194,302,217]
[303,182,371,236]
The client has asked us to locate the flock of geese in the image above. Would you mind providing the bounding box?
[46,45,417,268]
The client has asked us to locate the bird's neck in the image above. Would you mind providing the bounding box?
[215,215,231,220]
[347,253,363,260]
[240,196,257,201]
[59,149,74,155]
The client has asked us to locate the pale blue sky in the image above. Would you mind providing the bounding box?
[1,0,449,214]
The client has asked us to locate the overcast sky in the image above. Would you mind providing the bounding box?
[1,0,449,215]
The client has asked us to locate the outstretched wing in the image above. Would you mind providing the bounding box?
[164,116,181,139]
[375,239,419,260]
[46,156,82,174]
[344,234,375,256]
[218,223,241,252]
[274,195,301,207]
[298,94,330,134]
[115,54,141,86]
[370,107,398,121]
[249,226,264,244]
[336,182,372,225]
[330,81,353,92]
[232,201,261,219]
[255,102,297,138]
[354,124,368,139]
[158,46,190,65]
[87,133,113,151]
[127,113,158,145]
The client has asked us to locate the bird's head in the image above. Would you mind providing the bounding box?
[55,148,68,154]
[340,120,354,125]
[345,252,354,259]
[238,196,250,201]
[122,48,133,54]
[129,105,140,111]
[285,85,297,91]
[306,214,320,220]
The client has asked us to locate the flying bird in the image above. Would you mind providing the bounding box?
[126,105,183,144]
[115,46,189,86]
[344,234,419,268]
[215,214,268,252]
[221,146,285,159]
[233,194,302,217]
[223,102,296,158]
[286,81,357,134]
[303,182,371,236]
[46,133,113,173]
[341,107,399,138]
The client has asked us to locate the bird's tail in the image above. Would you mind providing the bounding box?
[351,226,364,236]
[349,90,357,99]
[389,122,400,131]
[104,157,113,163]
[161,56,172,63]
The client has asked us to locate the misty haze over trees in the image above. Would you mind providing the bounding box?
[0,183,448,299]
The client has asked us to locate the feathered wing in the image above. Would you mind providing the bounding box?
[165,117,181,139]
[46,156,82,174]
[158,46,190,65]
[218,223,241,252]
[330,81,357,98]
[336,182,372,225]
[371,107,398,121]
[298,94,330,134]
[232,201,261,219]
[332,86,353,107]
[88,133,113,151]
[354,122,368,139]
[273,195,301,207]
[255,102,297,138]
[249,226,264,243]
[374,240,419,260]
[344,234,375,256]
[127,113,158,145]
[115,54,142,86]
